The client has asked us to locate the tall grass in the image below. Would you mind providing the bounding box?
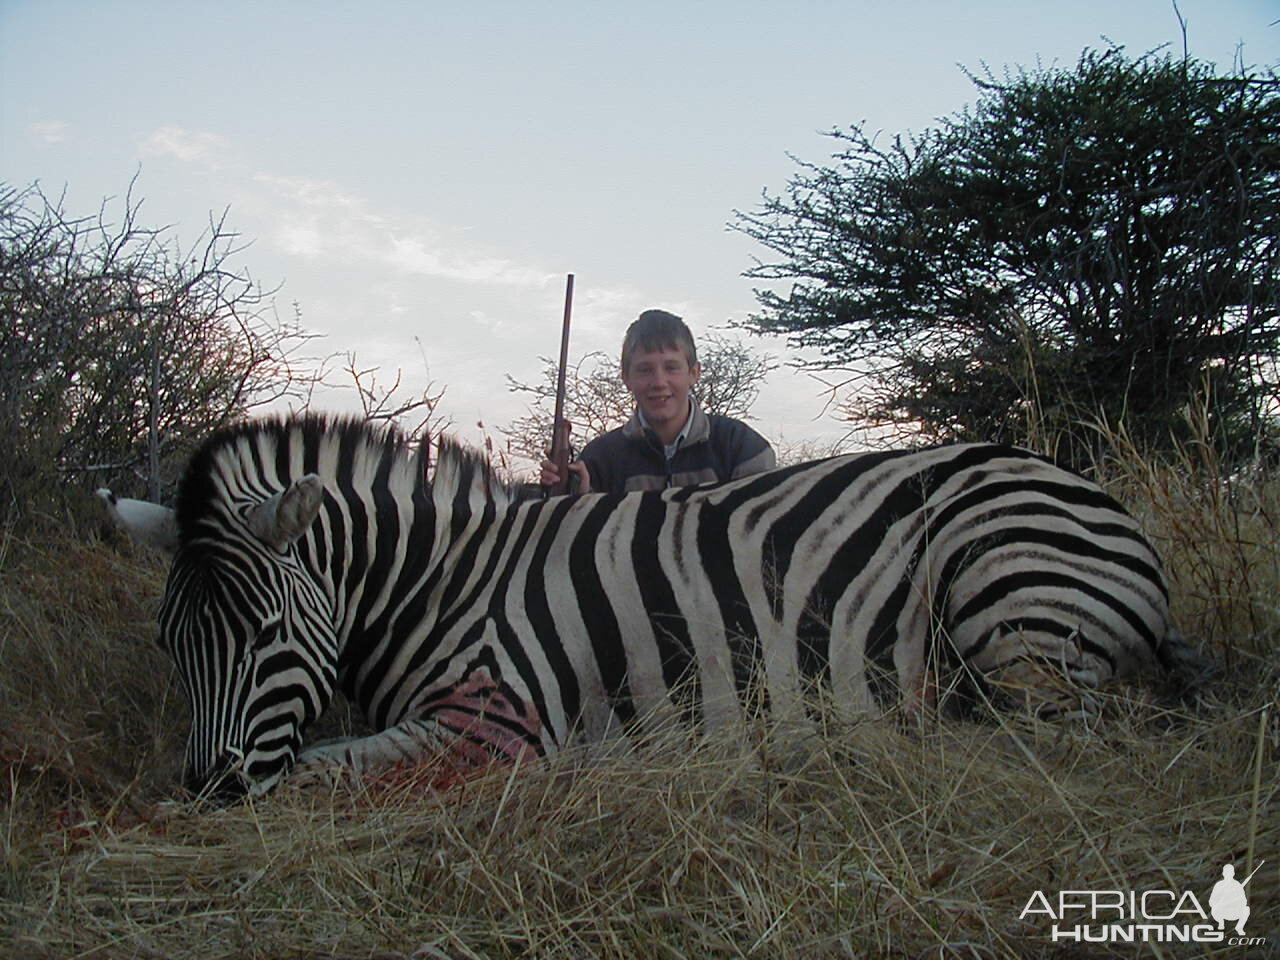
[1086,413,1279,669]
[1,437,1276,959]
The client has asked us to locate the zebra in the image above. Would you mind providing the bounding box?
[103,414,1193,797]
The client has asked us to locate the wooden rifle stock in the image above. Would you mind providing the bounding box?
[548,273,575,495]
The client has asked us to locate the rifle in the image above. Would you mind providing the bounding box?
[548,273,575,496]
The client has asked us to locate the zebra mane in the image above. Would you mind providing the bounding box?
[175,414,516,543]
[430,437,519,516]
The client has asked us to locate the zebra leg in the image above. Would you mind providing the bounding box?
[291,668,544,787]
[292,719,456,785]
[971,624,1109,721]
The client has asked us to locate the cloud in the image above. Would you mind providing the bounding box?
[30,120,69,144]
[276,220,324,257]
[140,126,229,166]
[385,235,554,286]
[252,173,376,217]
[251,172,555,288]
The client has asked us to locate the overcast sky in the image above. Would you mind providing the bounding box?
[3,0,1277,461]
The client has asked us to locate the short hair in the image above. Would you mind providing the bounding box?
[621,310,698,373]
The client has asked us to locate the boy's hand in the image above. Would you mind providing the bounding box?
[539,458,591,493]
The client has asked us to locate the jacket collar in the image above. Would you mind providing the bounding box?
[623,395,710,448]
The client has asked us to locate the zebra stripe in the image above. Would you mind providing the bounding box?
[125,415,1181,797]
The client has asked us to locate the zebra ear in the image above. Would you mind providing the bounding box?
[96,489,181,554]
[246,474,325,550]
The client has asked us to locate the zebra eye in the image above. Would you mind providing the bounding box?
[253,615,283,651]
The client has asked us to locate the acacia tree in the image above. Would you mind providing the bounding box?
[502,331,778,465]
[0,181,320,522]
[733,47,1280,465]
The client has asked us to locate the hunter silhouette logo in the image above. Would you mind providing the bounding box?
[1210,861,1263,936]
[1020,859,1268,946]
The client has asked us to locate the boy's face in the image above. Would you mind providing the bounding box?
[622,345,701,431]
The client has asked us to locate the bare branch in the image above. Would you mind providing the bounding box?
[0,180,326,519]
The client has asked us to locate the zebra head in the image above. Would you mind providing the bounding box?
[108,475,337,799]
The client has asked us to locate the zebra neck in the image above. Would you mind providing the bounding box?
[326,476,508,718]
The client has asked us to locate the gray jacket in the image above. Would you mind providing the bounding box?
[579,399,776,494]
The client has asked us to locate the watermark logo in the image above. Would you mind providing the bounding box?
[1019,860,1266,947]
[1210,863,1254,936]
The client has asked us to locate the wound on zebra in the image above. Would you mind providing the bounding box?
[101,414,1203,800]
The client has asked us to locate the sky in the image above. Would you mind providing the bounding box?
[2,0,1277,465]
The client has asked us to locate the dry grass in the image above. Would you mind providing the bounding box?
[1089,417,1280,666]
[1,448,1277,959]
[4,702,1275,959]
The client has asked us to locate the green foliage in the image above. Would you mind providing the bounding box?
[735,47,1280,465]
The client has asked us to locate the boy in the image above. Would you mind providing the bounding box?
[541,310,775,494]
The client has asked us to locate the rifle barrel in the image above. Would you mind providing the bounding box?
[549,274,575,494]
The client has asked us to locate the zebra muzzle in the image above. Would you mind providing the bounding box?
[186,749,250,804]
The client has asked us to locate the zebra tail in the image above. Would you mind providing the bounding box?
[1156,627,1217,702]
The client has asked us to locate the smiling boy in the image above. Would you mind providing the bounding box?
[541,309,776,494]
